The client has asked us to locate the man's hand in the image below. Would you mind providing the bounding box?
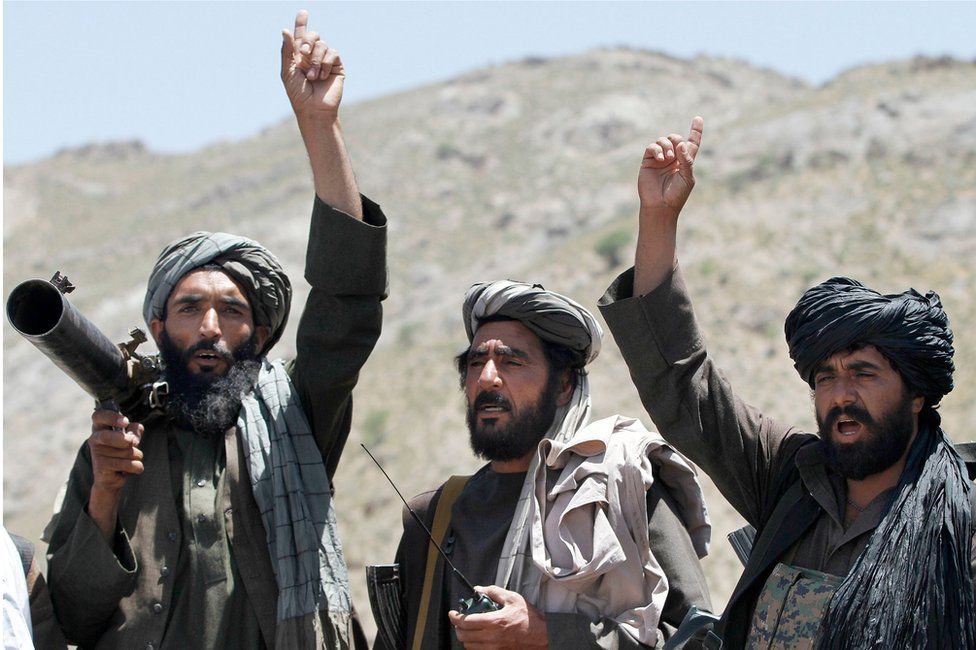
[279,9,362,218]
[87,409,144,542]
[281,10,345,118]
[637,116,704,218]
[633,116,704,296]
[448,585,548,649]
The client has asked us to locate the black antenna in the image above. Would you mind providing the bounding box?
[361,443,478,595]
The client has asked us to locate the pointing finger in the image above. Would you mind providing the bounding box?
[687,116,704,158]
[294,9,308,48]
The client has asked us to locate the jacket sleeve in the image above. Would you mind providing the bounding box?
[288,194,388,481]
[598,265,804,526]
[45,443,138,646]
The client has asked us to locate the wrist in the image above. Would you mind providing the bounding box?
[638,204,680,222]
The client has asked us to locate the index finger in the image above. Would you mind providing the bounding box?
[294,10,309,48]
[688,116,704,149]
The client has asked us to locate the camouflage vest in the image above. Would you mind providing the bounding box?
[745,563,842,649]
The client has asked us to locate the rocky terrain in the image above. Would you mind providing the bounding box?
[4,49,975,637]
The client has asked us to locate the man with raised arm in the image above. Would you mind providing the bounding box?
[597,118,975,647]
[384,282,713,649]
[45,11,386,649]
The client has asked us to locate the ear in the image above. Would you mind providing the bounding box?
[911,394,924,415]
[254,325,271,355]
[150,318,164,345]
[555,370,574,407]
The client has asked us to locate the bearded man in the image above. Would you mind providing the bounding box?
[384,282,714,649]
[598,117,975,648]
[44,11,387,649]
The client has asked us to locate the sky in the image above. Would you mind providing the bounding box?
[4,1,976,165]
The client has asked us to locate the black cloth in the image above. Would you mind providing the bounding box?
[598,266,976,649]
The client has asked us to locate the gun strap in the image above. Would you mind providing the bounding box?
[412,474,471,650]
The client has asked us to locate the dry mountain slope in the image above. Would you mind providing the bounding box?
[4,49,975,632]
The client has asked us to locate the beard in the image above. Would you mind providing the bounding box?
[159,330,261,437]
[465,374,561,463]
[817,393,916,481]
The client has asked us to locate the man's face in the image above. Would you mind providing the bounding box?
[813,344,924,480]
[463,320,571,463]
[150,268,269,375]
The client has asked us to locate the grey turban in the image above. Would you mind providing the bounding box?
[462,280,602,366]
[784,276,954,406]
[143,231,293,352]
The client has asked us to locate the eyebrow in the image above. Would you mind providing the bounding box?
[171,294,250,311]
[468,344,530,361]
[814,358,884,375]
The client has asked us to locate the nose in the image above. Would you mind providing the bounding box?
[199,307,221,340]
[478,359,502,390]
[828,376,857,408]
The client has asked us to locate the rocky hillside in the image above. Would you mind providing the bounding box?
[5,49,975,634]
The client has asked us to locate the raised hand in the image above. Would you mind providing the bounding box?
[637,116,704,218]
[281,10,345,116]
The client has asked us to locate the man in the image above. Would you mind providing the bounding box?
[598,117,975,647]
[45,11,387,649]
[387,282,713,649]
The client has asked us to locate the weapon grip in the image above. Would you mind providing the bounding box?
[458,593,502,615]
[95,398,120,413]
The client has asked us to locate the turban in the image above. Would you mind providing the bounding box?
[462,280,603,367]
[463,280,605,605]
[784,276,953,406]
[143,231,293,352]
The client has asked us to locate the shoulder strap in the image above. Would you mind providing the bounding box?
[8,532,34,578]
[411,475,471,650]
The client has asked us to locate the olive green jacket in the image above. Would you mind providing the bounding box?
[46,196,387,649]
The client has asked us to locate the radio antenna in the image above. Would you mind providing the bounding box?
[361,443,478,595]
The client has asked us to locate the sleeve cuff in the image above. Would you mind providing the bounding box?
[305,194,388,296]
[49,508,137,606]
[598,264,704,368]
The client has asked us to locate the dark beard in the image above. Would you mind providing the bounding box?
[817,395,916,481]
[465,374,561,463]
[159,331,261,437]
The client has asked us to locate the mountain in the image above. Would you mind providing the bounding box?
[4,49,975,633]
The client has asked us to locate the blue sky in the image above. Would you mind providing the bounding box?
[4,1,975,165]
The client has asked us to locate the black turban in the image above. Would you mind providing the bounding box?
[784,276,954,406]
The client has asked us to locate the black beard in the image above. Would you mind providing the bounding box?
[159,330,261,437]
[817,395,916,481]
[465,374,561,463]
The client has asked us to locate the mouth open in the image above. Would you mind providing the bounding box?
[836,418,862,437]
[191,350,226,372]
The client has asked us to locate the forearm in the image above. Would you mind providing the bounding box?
[599,267,795,524]
[296,114,362,219]
[47,451,137,644]
[633,206,678,297]
[87,485,122,543]
[291,195,387,474]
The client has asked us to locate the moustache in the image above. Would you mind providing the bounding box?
[822,404,875,430]
[473,391,512,411]
[182,340,235,364]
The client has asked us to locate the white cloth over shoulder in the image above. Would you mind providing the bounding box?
[526,416,710,645]
[2,528,33,650]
